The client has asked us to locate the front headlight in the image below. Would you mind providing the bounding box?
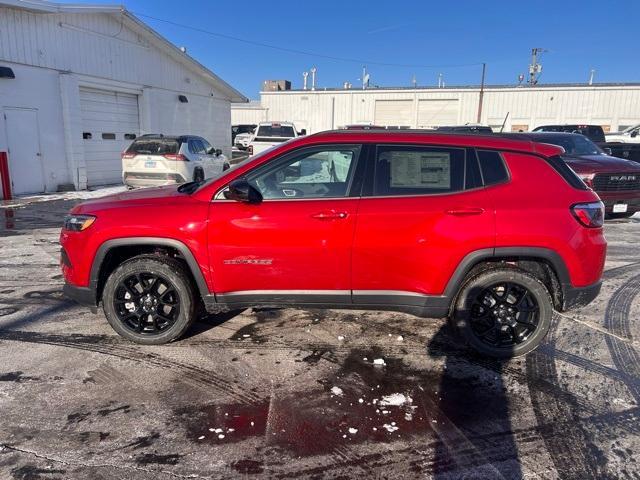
[63,214,96,232]
[579,173,595,187]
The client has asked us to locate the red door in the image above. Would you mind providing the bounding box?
[208,145,362,304]
[351,144,495,304]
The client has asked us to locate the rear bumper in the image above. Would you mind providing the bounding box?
[124,172,186,188]
[63,283,97,313]
[562,280,602,311]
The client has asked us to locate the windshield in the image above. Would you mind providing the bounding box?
[256,125,295,138]
[536,134,602,155]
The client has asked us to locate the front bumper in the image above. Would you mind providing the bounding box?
[596,191,640,214]
[562,280,602,310]
[63,283,98,313]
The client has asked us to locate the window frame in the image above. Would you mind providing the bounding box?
[214,144,364,202]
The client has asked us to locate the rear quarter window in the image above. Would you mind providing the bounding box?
[477,150,509,185]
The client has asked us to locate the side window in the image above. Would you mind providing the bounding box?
[477,150,509,185]
[248,146,360,199]
[201,138,212,153]
[189,139,205,154]
[373,145,466,196]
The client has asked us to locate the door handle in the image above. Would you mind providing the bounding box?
[311,210,348,220]
[446,207,485,216]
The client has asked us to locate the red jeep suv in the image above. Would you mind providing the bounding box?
[60,131,606,357]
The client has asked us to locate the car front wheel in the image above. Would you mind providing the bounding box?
[451,268,553,358]
[102,255,196,345]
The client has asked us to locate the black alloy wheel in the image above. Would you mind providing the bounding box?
[452,268,553,358]
[468,281,540,348]
[102,256,196,344]
[113,272,180,335]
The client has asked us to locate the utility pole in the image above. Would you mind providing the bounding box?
[528,48,546,85]
[477,62,486,123]
[437,73,443,88]
[588,68,596,85]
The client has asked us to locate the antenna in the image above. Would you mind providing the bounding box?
[589,68,596,86]
[360,66,370,90]
[528,48,547,85]
[310,67,317,90]
[411,74,417,88]
[517,73,525,86]
[437,73,443,88]
[302,71,308,90]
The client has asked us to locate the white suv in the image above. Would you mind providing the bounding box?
[122,135,229,188]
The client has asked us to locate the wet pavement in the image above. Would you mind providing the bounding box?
[0,197,639,479]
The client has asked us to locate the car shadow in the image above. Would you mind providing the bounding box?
[427,324,523,479]
[182,309,247,339]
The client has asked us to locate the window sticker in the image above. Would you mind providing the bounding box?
[389,151,451,189]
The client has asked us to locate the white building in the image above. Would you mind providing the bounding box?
[0,0,246,195]
[233,83,640,136]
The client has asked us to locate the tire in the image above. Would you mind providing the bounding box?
[450,267,553,358]
[102,255,197,345]
[193,169,204,182]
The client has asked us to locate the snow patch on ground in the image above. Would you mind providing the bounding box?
[0,185,127,209]
[379,393,412,406]
[383,423,399,433]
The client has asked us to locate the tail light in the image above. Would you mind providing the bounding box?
[163,153,188,161]
[571,201,604,228]
[121,152,136,159]
[247,145,253,155]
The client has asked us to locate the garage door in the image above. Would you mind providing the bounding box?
[374,100,413,127]
[80,88,140,186]
[417,99,459,128]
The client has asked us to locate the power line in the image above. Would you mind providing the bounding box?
[131,11,483,70]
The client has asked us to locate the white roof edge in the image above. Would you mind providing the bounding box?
[1,0,248,103]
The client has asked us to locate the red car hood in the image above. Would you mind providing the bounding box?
[72,185,186,214]
[563,154,640,174]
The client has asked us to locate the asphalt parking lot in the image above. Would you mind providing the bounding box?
[0,195,638,480]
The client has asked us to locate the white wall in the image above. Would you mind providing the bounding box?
[260,86,640,134]
[0,5,237,191]
[0,63,71,191]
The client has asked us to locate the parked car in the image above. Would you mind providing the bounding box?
[121,135,229,188]
[234,131,254,150]
[231,124,257,145]
[532,124,606,143]
[435,125,494,134]
[605,123,640,143]
[62,130,606,358]
[248,122,305,156]
[510,132,640,217]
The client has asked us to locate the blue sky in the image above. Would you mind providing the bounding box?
[81,0,639,99]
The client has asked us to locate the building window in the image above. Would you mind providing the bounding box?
[82,132,92,139]
[102,133,116,140]
[124,133,137,140]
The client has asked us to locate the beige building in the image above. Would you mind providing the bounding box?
[233,83,640,135]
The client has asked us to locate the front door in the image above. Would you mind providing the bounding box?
[351,144,495,306]
[4,108,45,194]
[208,144,363,304]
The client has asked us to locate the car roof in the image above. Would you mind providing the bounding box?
[299,129,564,157]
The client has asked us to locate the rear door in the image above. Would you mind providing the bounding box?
[351,144,495,306]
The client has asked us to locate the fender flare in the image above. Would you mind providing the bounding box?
[443,246,571,299]
[89,237,210,301]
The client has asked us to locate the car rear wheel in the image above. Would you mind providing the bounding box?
[193,169,204,182]
[451,268,553,358]
[102,255,196,345]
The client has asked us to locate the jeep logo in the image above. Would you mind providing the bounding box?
[610,175,636,181]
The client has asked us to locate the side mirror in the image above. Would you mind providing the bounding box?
[603,147,612,155]
[215,149,222,156]
[206,147,215,155]
[299,129,307,136]
[223,179,262,204]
